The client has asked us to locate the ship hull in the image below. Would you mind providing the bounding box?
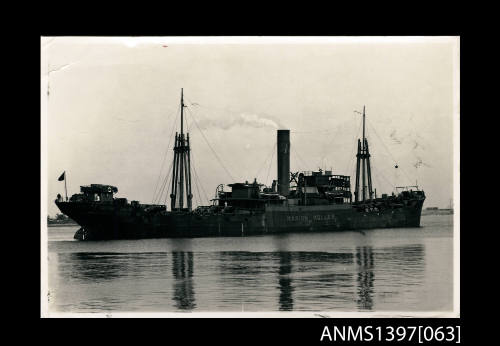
[55,199,424,240]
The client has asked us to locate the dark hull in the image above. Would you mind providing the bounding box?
[55,199,424,240]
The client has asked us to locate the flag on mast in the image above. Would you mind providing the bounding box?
[58,171,68,201]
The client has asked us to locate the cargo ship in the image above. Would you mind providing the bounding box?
[55,89,425,240]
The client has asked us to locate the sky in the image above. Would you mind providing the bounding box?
[41,37,459,217]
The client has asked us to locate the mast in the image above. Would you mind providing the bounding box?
[179,89,185,209]
[186,133,192,211]
[366,139,373,199]
[354,140,361,203]
[170,88,193,212]
[170,133,179,209]
[362,144,366,202]
[181,88,184,136]
[362,106,366,150]
[354,105,374,203]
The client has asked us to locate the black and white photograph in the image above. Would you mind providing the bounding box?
[41,36,459,317]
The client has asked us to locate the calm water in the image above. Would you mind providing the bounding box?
[47,214,453,313]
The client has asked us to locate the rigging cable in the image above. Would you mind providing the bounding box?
[182,105,201,206]
[345,116,364,176]
[151,104,181,203]
[155,158,174,205]
[190,151,210,204]
[191,167,203,207]
[162,162,175,206]
[315,121,346,169]
[367,119,414,185]
[154,145,174,204]
[265,145,276,186]
[254,142,276,182]
[186,106,236,182]
[192,174,200,208]
[152,105,179,202]
[291,147,304,172]
[292,146,309,171]
[370,153,395,190]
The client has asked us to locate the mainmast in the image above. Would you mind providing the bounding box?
[354,106,374,203]
[170,88,193,211]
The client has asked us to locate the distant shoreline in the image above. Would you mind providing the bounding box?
[421,209,454,216]
[47,222,78,227]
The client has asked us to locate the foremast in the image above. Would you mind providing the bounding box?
[354,106,374,203]
[170,88,193,211]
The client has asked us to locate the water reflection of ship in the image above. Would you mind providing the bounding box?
[355,244,425,311]
[171,251,196,310]
[278,252,294,311]
[56,244,425,312]
[216,251,295,310]
[291,252,355,310]
[273,236,294,311]
[356,246,374,310]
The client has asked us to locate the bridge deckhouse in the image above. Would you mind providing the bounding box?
[69,184,118,203]
[288,170,352,205]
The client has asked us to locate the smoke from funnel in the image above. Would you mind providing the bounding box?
[195,112,285,130]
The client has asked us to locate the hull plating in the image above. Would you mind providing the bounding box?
[56,200,424,240]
